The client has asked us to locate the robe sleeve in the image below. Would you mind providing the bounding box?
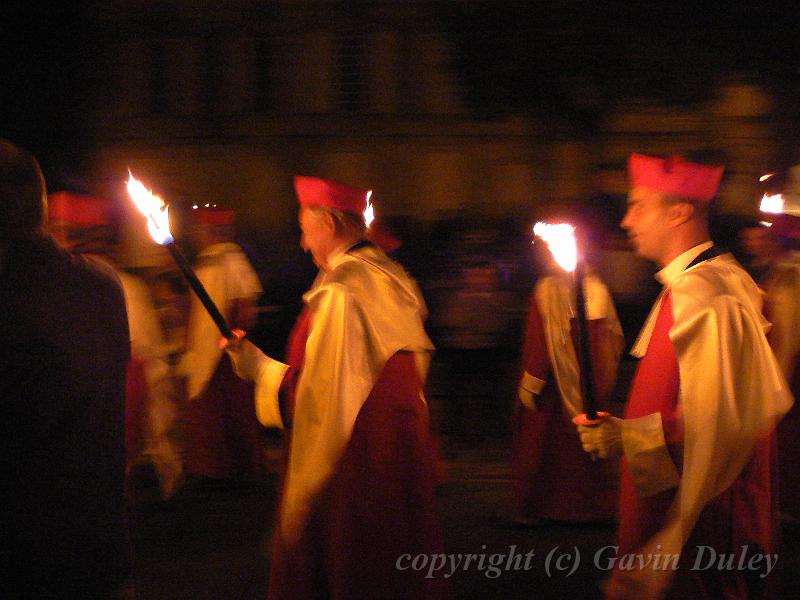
[518,293,550,396]
[254,357,290,429]
[621,412,681,497]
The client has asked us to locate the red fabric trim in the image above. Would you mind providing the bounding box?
[184,355,266,480]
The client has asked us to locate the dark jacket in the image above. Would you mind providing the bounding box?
[0,235,131,598]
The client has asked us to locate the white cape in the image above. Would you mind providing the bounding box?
[180,242,262,399]
[534,271,623,416]
[627,254,793,595]
[260,244,435,545]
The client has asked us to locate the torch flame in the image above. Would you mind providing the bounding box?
[533,221,577,273]
[126,171,174,245]
[760,193,784,215]
[364,190,374,227]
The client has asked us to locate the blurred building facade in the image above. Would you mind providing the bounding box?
[33,1,791,269]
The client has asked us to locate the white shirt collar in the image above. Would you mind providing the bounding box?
[655,241,714,286]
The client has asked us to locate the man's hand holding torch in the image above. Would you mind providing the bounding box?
[576,415,623,459]
[218,329,268,381]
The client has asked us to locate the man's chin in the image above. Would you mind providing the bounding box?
[312,256,327,270]
[628,240,651,260]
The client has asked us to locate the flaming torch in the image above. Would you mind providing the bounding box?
[126,172,235,340]
[533,222,603,424]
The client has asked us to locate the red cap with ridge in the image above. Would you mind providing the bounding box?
[48,192,113,226]
[294,176,370,215]
[192,205,236,226]
[628,153,724,201]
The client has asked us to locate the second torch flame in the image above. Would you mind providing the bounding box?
[533,221,577,272]
[533,220,602,423]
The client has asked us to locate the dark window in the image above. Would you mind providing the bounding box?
[255,37,275,112]
[149,39,166,114]
[337,33,368,112]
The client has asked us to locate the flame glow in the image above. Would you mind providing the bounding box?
[533,221,577,272]
[126,171,174,245]
[760,193,785,215]
[364,190,374,227]
[759,173,775,183]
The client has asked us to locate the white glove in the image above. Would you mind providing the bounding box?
[577,416,623,459]
[221,330,269,381]
[517,385,538,412]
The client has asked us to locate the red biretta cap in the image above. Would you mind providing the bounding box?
[628,153,724,202]
[191,205,236,226]
[294,176,370,215]
[48,192,113,227]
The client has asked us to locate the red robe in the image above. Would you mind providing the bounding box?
[512,293,618,522]
[266,309,452,600]
[183,244,266,481]
[610,291,779,599]
[775,368,800,521]
[760,255,800,521]
[125,354,148,494]
[184,355,266,481]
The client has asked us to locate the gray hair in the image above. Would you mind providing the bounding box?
[308,205,366,237]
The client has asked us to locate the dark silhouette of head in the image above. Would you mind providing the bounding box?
[0,139,47,244]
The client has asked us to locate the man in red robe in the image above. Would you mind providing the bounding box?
[512,245,623,524]
[224,176,451,599]
[740,212,800,523]
[178,205,266,482]
[577,153,792,599]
